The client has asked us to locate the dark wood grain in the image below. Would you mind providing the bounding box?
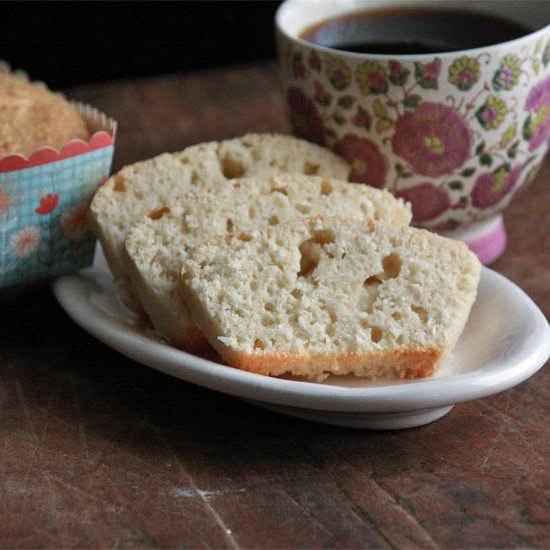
[1,62,548,548]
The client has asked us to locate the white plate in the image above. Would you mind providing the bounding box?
[52,247,550,430]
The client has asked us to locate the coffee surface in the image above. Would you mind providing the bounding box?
[300,7,530,55]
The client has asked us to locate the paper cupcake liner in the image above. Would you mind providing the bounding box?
[0,62,117,288]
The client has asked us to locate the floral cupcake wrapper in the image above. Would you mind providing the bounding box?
[0,64,116,288]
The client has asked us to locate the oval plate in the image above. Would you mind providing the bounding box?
[52,248,550,429]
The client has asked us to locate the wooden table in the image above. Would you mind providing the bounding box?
[2,62,549,548]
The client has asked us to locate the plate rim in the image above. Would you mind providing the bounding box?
[52,262,550,414]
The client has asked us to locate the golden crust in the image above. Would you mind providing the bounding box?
[180,258,442,380]
[222,347,441,380]
[0,72,89,157]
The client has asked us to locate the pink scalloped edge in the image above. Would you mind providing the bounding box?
[0,61,117,174]
[0,131,114,172]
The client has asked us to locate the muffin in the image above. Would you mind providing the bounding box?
[0,65,115,289]
[0,71,89,157]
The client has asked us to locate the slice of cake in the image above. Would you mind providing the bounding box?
[123,174,411,351]
[88,133,350,303]
[178,217,481,380]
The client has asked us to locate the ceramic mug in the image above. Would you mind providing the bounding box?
[276,0,550,262]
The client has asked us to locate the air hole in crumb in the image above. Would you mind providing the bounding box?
[261,316,275,327]
[360,320,383,342]
[320,180,333,195]
[312,229,336,245]
[360,203,370,214]
[325,325,335,337]
[304,161,320,175]
[264,302,275,311]
[291,288,303,299]
[179,157,190,165]
[181,219,191,234]
[383,253,401,278]
[235,308,245,318]
[135,191,144,200]
[237,232,252,241]
[327,308,337,323]
[298,230,336,277]
[113,176,126,192]
[191,170,199,185]
[268,215,279,225]
[248,206,256,219]
[364,275,381,287]
[254,338,265,350]
[221,156,246,179]
[149,206,170,220]
[296,204,311,214]
[250,281,258,291]
[371,327,383,343]
[272,187,288,195]
[226,218,234,233]
[411,304,428,323]
[392,312,402,321]
[298,241,320,277]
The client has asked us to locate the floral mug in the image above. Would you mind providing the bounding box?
[276,0,550,263]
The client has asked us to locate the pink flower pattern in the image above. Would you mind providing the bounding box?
[334,134,387,188]
[524,76,550,151]
[392,102,472,177]
[396,183,450,223]
[10,225,41,257]
[279,41,549,230]
[471,166,522,209]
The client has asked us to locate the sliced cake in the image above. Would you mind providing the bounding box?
[123,174,411,351]
[178,217,481,379]
[88,133,350,302]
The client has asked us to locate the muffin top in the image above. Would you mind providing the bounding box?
[0,72,89,158]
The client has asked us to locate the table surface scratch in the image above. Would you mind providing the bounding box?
[1,62,549,549]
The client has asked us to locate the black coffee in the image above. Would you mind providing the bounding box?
[300,7,531,55]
